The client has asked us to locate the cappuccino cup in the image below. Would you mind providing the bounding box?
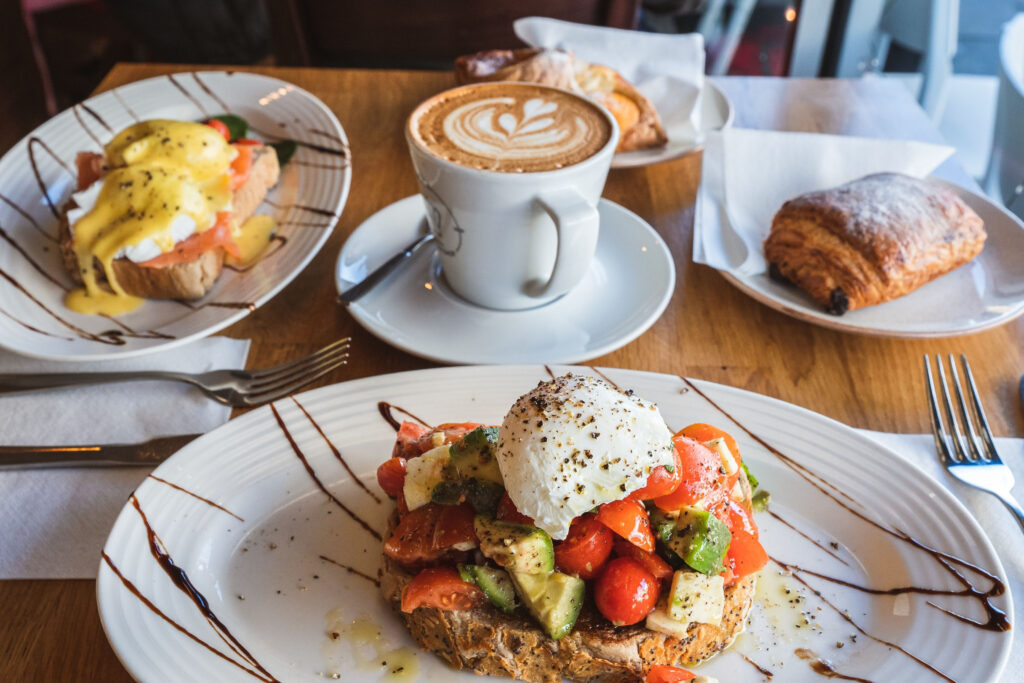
[406,82,619,310]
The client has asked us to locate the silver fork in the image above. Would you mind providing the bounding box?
[0,337,350,407]
[924,354,1024,532]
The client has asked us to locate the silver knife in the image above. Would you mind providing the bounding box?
[0,433,201,470]
[337,232,434,305]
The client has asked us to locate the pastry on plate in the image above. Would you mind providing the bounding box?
[764,173,986,315]
[376,374,767,682]
[455,48,668,153]
[59,118,281,315]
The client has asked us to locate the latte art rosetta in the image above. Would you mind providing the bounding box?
[413,83,612,173]
[444,97,594,163]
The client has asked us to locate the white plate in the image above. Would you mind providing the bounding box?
[98,366,1012,683]
[335,196,675,364]
[712,178,1024,337]
[610,80,734,169]
[0,71,352,361]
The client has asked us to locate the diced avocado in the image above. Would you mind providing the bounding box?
[474,516,554,574]
[430,480,464,506]
[648,507,677,545]
[667,507,732,575]
[510,570,585,640]
[751,489,770,512]
[447,427,503,485]
[740,461,759,489]
[403,445,450,511]
[458,564,517,614]
[430,479,504,516]
[667,570,725,625]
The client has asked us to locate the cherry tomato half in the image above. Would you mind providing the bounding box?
[496,492,534,526]
[681,423,743,493]
[612,537,673,580]
[653,435,725,512]
[594,557,660,626]
[722,501,767,581]
[376,457,406,498]
[596,499,655,553]
[393,421,433,459]
[400,566,483,613]
[554,514,614,579]
[383,502,476,565]
[628,444,684,501]
[206,118,231,140]
[646,664,696,683]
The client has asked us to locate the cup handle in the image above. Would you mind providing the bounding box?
[527,188,600,299]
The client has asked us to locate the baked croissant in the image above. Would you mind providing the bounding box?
[454,48,668,153]
[763,173,986,315]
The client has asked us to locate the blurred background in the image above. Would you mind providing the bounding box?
[0,0,1021,216]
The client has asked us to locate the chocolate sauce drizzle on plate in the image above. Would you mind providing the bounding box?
[270,402,382,540]
[0,191,56,242]
[794,649,873,682]
[741,653,775,678]
[27,135,73,219]
[263,199,336,217]
[291,396,382,504]
[680,377,1010,681]
[377,401,432,432]
[190,72,231,113]
[72,104,105,148]
[147,474,244,522]
[769,510,849,566]
[588,366,620,391]
[167,73,210,117]
[318,554,380,587]
[104,494,279,682]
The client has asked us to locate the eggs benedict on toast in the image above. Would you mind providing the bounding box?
[58,118,280,316]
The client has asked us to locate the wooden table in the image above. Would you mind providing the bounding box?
[2,65,1022,681]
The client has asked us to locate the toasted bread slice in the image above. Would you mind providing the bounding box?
[60,145,280,301]
[379,511,756,683]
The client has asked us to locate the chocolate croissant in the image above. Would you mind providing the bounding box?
[454,48,667,153]
[763,173,986,315]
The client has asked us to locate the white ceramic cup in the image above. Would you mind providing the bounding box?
[406,83,619,310]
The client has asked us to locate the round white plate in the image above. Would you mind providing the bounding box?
[0,71,352,361]
[335,196,675,364]
[97,366,1012,683]
[611,80,734,169]
[716,179,1024,337]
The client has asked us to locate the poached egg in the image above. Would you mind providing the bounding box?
[497,374,675,540]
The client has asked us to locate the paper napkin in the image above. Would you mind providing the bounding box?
[694,129,955,276]
[514,17,706,141]
[862,431,1023,680]
[0,336,249,578]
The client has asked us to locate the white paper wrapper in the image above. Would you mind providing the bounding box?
[695,128,955,276]
[514,17,705,143]
[0,336,250,578]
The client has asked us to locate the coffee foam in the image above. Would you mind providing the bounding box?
[413,84,612,173]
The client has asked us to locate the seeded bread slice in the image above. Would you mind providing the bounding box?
[59,145,280,301]
[379,511,756,683]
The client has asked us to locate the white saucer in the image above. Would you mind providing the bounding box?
[336,196,675,364]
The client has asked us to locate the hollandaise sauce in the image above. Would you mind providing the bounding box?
[228,214,277,267]
[66,120,236,316]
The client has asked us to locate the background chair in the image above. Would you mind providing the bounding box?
[264,0,641,69]
[834,0,959,121]
[984,13,1024,219]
